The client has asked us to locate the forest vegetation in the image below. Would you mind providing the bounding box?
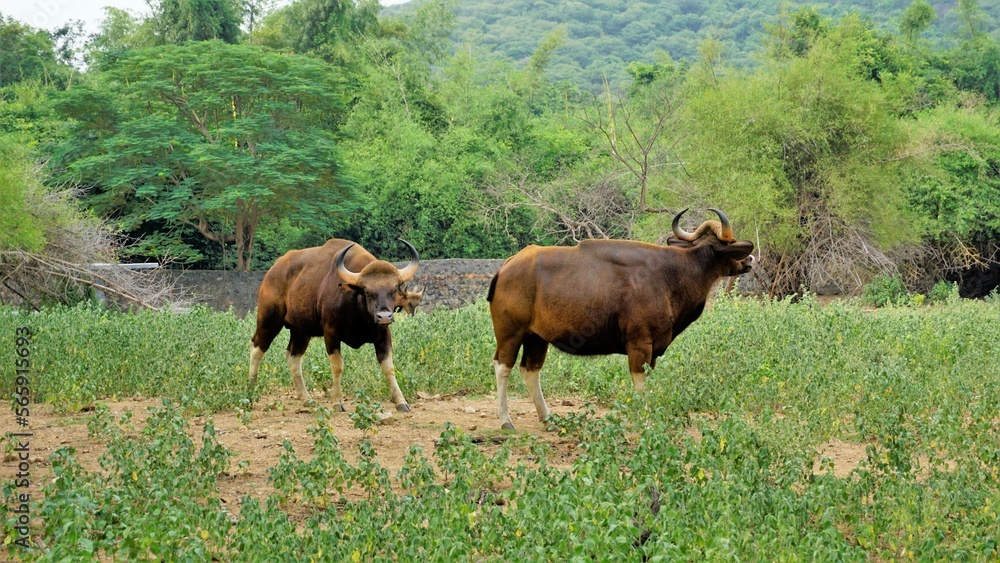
[389,0,1000,87]
[0,0,998,298]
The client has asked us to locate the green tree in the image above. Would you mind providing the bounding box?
[52,41,352,270]
[0,15,66,87]
[239,0,276,34]
[337,0,547,258]
[899,0,936,43]
[947,36,1000,102]
[905,104,1000,252]
[956,0,987,40]
[147,0,243,44]
[0,81,64,147]
[0,135,46,251]
[677,19,919,295]
[254,0,381,65]
[85,8,159,67]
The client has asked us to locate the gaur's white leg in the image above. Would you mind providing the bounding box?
[522,368,550,423]
[626,339,654,393]
[249,344,265,392]
[495,360,514,430]
[631,372,647,391]
[328,350,346,412]
[286,351,312,403]
[379,350,409,412]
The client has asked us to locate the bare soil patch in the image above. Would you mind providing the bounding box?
[2,392,600,516]
[4,394,873,518]
[813,439,868,478]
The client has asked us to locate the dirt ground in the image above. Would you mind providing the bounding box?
[3,392,605,513]
[3,391,868,517]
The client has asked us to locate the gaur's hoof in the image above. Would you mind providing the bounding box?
[396,403,411,412]
[302,399,317,408]
[545,423,560,433]
[501,422,516,431]
[333,403,347,412]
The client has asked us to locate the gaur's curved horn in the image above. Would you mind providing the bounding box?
[672,208,697,242]
[335,244,361,286]
[396,239,419,282]
[708,208,733,241]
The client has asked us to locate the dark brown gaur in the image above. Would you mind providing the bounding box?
[397,287,423,315]
[487,208,754,430]
[249,239,419,411]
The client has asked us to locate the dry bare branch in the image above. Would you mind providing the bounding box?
[481,159,638,244]
[577,84,685,211]
[0,212,190,310]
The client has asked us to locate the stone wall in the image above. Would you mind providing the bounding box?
[407,258,506,311]
[166,259,506,317]
[163,270,266,316]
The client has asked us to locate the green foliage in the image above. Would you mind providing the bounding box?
[0,16,63,88]
[147,0,244,44]
[386,0,1000,89]
[899,0,936,42]
[672,15,923,293]
[946,35,1000,103]
[0,81,65,146]
[862,273,911,307]
[905,104,1000,247]
[280,0,380,55]
[84,8,159,66]
[928,279,960,303]
[268,407,356,506]
[764,6,830,60]
[0,305,271,411]
[25,401,231,559]
[348,389,384,432]
[0,136,46,251]
[51,41,352,270]
[4,297,1000,558]
[338,6,544,258]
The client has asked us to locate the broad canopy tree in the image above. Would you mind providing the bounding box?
[53,40,352,270]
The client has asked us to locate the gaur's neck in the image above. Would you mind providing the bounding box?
[661,245,726,310]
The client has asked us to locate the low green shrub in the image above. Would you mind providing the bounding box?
[928,280,959,304]
[861,274,910,307]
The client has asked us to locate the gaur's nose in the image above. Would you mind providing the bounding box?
[375,311,395,325]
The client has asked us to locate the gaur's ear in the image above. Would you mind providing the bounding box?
[666,237,693,248]
[719,241,754,260]
[340,283,363,295]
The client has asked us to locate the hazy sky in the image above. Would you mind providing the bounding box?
[4,0,409,38]
[5,0,149,35]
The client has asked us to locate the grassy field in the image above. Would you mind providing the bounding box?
[2,295,1000,560]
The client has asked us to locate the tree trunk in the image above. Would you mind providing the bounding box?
[234,200,260,272]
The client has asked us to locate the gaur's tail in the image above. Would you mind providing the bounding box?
[488,256,516,302]
[487,272,499,302]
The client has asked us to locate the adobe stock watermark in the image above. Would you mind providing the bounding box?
[9,326,34,550]
[20,0,75,29]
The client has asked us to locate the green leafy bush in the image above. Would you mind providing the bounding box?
[862,274,911,307]
[928,280,959,304]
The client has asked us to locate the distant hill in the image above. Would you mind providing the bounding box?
[386,0,999,89]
